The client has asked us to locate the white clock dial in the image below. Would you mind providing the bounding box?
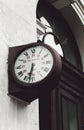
[14,45,54,84]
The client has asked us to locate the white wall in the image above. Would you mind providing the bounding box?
[0,0,39,130]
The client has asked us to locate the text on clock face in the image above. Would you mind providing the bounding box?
[14,45,53,83]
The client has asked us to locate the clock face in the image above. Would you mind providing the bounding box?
[14,45,54,84]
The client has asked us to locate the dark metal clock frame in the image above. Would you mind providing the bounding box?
[8,42,62,103]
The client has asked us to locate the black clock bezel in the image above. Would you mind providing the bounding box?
[9,42,61,87]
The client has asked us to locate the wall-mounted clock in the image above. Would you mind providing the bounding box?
[8,42,62,103]
[14,44,54,84]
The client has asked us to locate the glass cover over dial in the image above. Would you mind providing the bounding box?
[14,45,53,84]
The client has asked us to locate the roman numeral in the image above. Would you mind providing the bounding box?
[46,60,51,64]
[24,76,29,81]
[44,54,49,58]
[31,48,35,53]
[16,65,22,69]
[24,51,28,56]
[38,49,42,55]
[44,67,49,72]
[18,59,24,61]
[18,71,23,77]
[37,71,43,77]
[31,77,35,82]
[24,76,35,82]
[39,73,43,78]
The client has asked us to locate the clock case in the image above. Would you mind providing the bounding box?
[8,32,62,103]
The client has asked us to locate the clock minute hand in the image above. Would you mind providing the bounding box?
[28,63,34,82]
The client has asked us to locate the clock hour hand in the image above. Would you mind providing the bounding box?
[28,63,35,82]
